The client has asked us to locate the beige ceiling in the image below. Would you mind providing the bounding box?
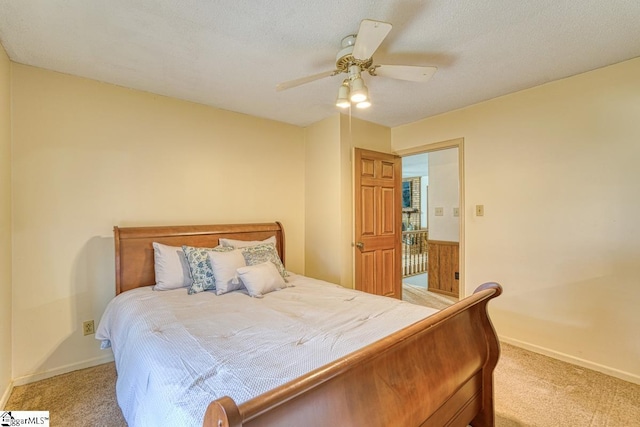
[1,0,639,128]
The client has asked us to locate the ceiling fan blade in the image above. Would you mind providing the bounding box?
[352,19,392,60]
[373,65,437,82]
[276,70,337,92]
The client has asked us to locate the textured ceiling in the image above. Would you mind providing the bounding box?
[1,0,639,128]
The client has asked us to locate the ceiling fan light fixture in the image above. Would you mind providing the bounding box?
[356,99,371,109]
[277,19,437,114]
[335,82,351,108]
[349,77,368,103]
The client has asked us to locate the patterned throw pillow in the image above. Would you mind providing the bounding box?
[240,243,288,279]
[182,245,234,294]
[219,235,277,249]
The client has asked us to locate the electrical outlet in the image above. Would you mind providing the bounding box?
[83,320,95,336]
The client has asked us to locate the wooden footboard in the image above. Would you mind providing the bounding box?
[204,282,502,427]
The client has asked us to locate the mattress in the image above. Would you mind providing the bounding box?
[96,273,438,427]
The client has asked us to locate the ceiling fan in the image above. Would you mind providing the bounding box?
[276,19,437,109]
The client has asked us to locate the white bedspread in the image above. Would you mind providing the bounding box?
[96,274,438,427]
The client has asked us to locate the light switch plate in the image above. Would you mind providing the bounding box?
[435,207,444,216]
[453,207,459,217]
[476,205,484,216]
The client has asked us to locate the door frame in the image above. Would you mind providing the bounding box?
[395,138,466,298]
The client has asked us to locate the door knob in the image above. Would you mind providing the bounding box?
[355,242,364,249]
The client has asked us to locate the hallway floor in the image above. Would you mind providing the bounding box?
[403,273,427,287]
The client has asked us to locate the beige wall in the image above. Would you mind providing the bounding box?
[304,115,342,284]
[427,148,459,242]
[393,57,640,382]
[304,114,391,288]
[0,43,12,402]
[10,64,305,382]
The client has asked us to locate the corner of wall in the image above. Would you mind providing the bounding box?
[0,41,13,405]
[1,380,13,409]
[303,115,342,283]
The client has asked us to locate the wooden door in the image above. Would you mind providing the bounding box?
[354,148,402,298]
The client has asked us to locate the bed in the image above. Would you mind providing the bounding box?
[99,221,502,427]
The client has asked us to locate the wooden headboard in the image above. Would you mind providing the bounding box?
[114,222,285,294]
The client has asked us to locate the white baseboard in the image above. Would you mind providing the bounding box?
[499,335,640,385]
[11,354,114,387]
[1,380,13,409]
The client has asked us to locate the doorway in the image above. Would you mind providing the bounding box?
[400,142,463,305]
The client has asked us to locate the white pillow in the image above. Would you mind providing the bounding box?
[236,261,287,298]
[208,249,247,295]
[152,242,193,290]
[219,235,277,249]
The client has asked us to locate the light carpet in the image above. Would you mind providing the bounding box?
[5,362,126,426]
[494,343,639,426]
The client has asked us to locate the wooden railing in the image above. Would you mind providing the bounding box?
[402,230,428,277]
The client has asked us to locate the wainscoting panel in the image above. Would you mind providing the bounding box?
[427,240,459,297]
